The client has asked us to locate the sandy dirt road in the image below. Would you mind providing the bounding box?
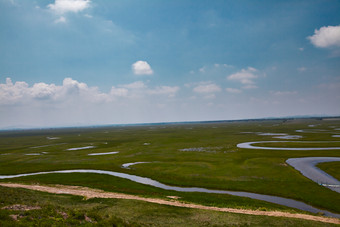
[0,183,339,224]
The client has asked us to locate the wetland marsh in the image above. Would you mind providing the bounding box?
[1,118,340,225]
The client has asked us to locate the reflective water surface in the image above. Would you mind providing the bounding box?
[0,169,339,218]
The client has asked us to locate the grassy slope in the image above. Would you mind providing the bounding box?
[0,186,337,227]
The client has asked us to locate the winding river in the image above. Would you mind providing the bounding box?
[1,140,340,218]
[237,141,340,150]
[0,169,339,218]
[121,162,151,169]
[286,157,340,193]
[88,151,119,156]
[238,141,340,192]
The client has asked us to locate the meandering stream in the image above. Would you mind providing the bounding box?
[237,141,340,150]
[1,140,340,218]
[0,169,339,218]
[286,157,340,193]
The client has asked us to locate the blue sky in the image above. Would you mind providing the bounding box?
[1,0,340,128]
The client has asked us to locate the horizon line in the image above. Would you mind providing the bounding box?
[1,115,340,131]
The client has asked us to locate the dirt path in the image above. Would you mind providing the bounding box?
[0,183,339,224]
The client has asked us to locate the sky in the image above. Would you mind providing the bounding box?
[0,0,340,128]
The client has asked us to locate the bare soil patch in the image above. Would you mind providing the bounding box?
[2,204,41,211]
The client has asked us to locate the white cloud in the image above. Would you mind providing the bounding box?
[110,87,128,97]
[147,86,179,97]
[308,25,340,48]
[193,83,221,93]
[132,61,153,75]
[0,78,29,104]
[0,77,108,104]
[60,78,111,103]
[226,87,242,94]
[108,82,179,99]
[62,77,87,94]
[54,16,67,23]
[114,81,178,98]
[30,82,58,99]
[195,63,233,74]
[227,67,258,85]
[48,0,91,14]
[120,81,146,89]
[0,78,188,128]
[0,78,182,105]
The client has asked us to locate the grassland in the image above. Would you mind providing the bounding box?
[1,185,337,227]
[318,162,340,181]
[0,118,339,226]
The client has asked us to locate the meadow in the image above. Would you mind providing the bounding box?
[0,118,339,226]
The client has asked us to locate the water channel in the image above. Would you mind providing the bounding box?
[1,140,340,218]
[0,169,339,218]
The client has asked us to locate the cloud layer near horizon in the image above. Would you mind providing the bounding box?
[0,77,179,105]
[0,75,339,128]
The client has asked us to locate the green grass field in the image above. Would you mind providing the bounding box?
[0,118,339,226]
[1,186,337,227]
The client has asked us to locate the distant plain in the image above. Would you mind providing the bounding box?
[0,118,339,226]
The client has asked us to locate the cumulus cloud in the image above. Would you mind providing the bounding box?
[0,77,181,105]
[115,81,179,98]
[227,67,258,85]
[308,25,340,48]
[120,81,146,89]
[62,77,87,94]
[0,78,105,104]
[132,61,153,75]
[48,0,91,14]
[0,77,185,128]
[0,78,29,104]
[30,82,58,99]
[193,83,221,93]
[147,86,179,97]
[110,87,128,97]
